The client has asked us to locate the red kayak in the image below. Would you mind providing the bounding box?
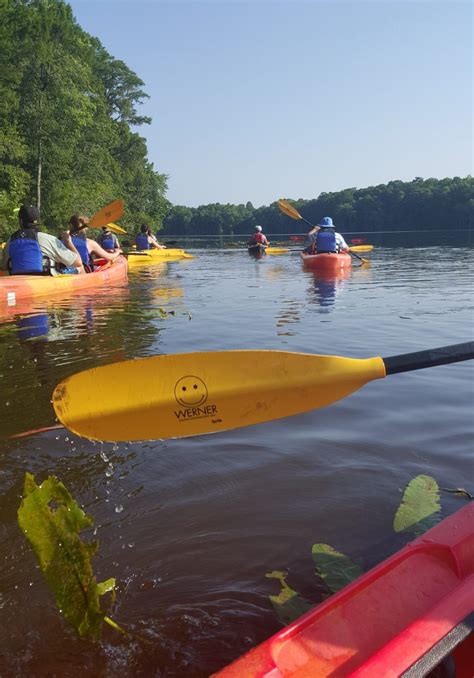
[214,503,474,677]
[301,252,352,272]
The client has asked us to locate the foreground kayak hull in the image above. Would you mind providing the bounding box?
[0,255,128,307]
[301,251,352,272]
[214,503,474,677]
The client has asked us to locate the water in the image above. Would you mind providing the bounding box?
[0,247,473,676]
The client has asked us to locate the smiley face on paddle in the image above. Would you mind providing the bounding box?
[174,376,208,407]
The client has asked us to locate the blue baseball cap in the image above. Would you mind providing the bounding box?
[319,216,334,228]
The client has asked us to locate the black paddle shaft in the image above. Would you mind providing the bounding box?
[383,342,474,376]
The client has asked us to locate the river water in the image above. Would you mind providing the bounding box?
[0,247,473,676]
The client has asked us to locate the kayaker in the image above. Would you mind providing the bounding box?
[96,226,120,253]
[248,225,269,247]
[68,215,122,271]
[1,205,84,276]
[135,223,166,250]
[308,217,349,254]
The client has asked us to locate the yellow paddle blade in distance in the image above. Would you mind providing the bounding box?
[106,222,127,235]
[52,351,386,442]
[277,199,303,221]
[89,200,124,229]
[349,245,374,253]
[266,247,289,254]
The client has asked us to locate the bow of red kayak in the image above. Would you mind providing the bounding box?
[213,503,474,677]
[301,251,352,272]
[0,255,128,307]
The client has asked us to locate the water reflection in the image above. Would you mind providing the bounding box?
[309,268,351,312]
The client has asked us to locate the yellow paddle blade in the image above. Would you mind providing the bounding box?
[267,247,289,254]
[89,200,124,229]
[52,351,386,442]
[277,199,303,221]
[106,222,127,235]
[349,245,373,253]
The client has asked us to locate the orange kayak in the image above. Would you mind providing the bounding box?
[0,255,128,308]
[301,252,352,272]
[214,502,474,677]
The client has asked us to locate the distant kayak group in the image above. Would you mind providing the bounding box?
[248,214,354,272]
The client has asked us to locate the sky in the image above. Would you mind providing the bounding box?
[69,0,472,208]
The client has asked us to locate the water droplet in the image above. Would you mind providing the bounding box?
[100,451,109,463]
[5,402,9,407]
[105,463,114,477]
[128,542,134,549]
[64,436,69,442]
[114,504,124,514]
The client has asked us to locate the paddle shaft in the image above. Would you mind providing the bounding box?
[384,342,474,375]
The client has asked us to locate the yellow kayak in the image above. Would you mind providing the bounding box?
[127,248,194,265]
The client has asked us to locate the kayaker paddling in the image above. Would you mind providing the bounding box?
[67,215,122,272]
[135,223,166,250]
[96,226,120,253]
[1,205,84,276]
[248,225,269,248]
[306,216,349,255]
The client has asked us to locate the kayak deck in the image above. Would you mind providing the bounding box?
[0,255,128,307]
[301,251,352,271]
[127,248,192,264]
[214,503,474,677]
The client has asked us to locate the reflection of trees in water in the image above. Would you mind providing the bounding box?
[0,281,166,437]
[276,301,301,336]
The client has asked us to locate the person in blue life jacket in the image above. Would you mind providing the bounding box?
[306,217,349,254]
[96,226,120,253]
[67,215,122,271]
[135,223,166,251]
[1,205,84,276]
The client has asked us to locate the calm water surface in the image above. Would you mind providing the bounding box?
[0,247,473,676]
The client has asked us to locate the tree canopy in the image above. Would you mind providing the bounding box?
[0,0,169,238]
[162,176,473,236]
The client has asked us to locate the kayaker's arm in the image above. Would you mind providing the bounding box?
[88,240,121,262]
[0,241,9,271]
[60,231,84,271]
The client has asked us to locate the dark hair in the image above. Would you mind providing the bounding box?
[19,205,40,228]
[68,214,82,233]
[140,223,149,234]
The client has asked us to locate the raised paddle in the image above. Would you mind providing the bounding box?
[277,199,314,227]
[52,342,473,442]
[277,200,370,265]
[89,200,124,229]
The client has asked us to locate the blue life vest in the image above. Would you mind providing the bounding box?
[9,229,44,275]
[99,234,116,251]
[316,229,337,253]
[135,233,149,250]
[72,236,90,266]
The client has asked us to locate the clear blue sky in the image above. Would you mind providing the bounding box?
[69,0,472,207]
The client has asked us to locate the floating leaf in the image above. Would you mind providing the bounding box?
[393,475,441,536]
[311,544,364,594]
[17,473,115,640]
[265,570,313,625]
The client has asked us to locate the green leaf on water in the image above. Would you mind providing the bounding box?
[393,474,441,536]
[265,570,313,625]
[17,473,116,640]
[311,544,364,594]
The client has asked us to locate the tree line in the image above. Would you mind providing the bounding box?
[0,0,168,239]
[162,176,473,237]
[1,3,471,243]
